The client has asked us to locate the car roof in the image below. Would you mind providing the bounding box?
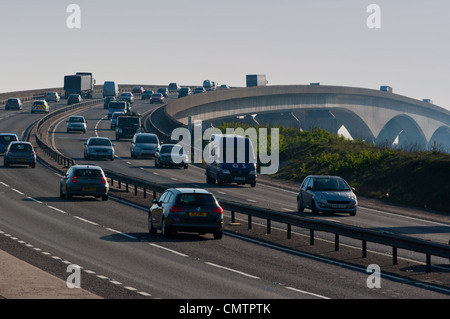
[0,133,18,136]
[71,165,103,170]
[9,141,31,145]
[306,175,344,179]
[168,188,212,195]
[88,136,110,140]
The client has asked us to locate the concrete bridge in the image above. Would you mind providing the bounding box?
[165,85,450,152]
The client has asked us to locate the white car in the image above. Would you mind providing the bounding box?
[45,92,60,102]
[66,115,87,133]
[119,92,134,104]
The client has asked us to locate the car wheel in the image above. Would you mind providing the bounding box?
[65,190,72,200]
[311,200,319,214]
[148,213,157,234]
[349,210,357,216]
[102,194,108,201]
[30,163,36,168]
[184,164,188,169]
[161,219,171,238]
[297,195,304,213]
[250,182,256,188]
[4,161,9,168]
[59,187,64,198]
[213,230,223,240]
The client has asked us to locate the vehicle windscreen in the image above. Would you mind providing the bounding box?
[160,145,183,154]
[69,117,84,122]
[118,117,139,126]
[136,135,158,144]
[109,102,126,109]
[89,139,111,146]
[0,135,18,144]
[314,178,350,191]
[74,169,103,177]
[177,193,216,206]
[10,143,32,151]
[218,137,256,164]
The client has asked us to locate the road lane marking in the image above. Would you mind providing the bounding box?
[106,227,137,240]
[74,216,99,226]
[285,286,330,299]
[205,262,260,279]
[48,206,67,214]
[149,243,188,257]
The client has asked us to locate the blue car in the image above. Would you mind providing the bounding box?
[0,133,19,155]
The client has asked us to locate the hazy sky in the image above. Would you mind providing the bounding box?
[1,0,449,110]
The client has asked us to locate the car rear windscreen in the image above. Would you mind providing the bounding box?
[177,193,216,205]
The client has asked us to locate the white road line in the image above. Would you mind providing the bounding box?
[27,197,43,204]
[0,182,10,187]
[48,206,67,214]
[149,243,188,257]
[11,188,24,195]
[247,199,257,203]
[205,262,260,279]
[106,227,138,240]
[74,216,99,226]
[285,286,330,299]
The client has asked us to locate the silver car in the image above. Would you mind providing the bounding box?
[297,175,357,216]
[130,133,160,158]
[119,92,134,104]
[60,165,109,201]
[66,115,87,133]
[84,137,115,161]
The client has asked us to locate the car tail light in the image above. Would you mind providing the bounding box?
[169,206,184,213]
[212,206,223,214]
[71,176,77,183]
[101,177,106,184]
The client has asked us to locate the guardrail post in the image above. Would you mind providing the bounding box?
[248,215,252,230]
[335,234,339,251]
[267,219,271,234]
[143,188,147,199]
[310,229,314,245]
[126,183,129,192]
[362,240,367,258]
[287,224,291,239]
[426,254,431,273]
[231,211,235,223]
[393,247,397,265]
[134,185,137,196]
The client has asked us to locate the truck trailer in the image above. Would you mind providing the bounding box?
[246,74,267,87]
[64,72,95,98]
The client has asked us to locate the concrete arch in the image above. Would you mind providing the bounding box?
[428,126,450,152]
[375,114,427,150]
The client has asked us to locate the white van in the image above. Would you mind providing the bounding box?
[103,81,119,98]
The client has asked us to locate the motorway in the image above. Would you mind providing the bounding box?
[0,94,449,299]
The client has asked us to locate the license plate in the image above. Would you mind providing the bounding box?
[234,177,245,181]
[82,187,96,191]
[189,212,207,217]
[17,158,27,161]
[332,204,346,209]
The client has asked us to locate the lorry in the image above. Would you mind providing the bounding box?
[203,80,217,91]
[205,134,257,187]
[64,72,95,98]
[103,81,119,98]
[246,74,267,87]
[115,112,142,140]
